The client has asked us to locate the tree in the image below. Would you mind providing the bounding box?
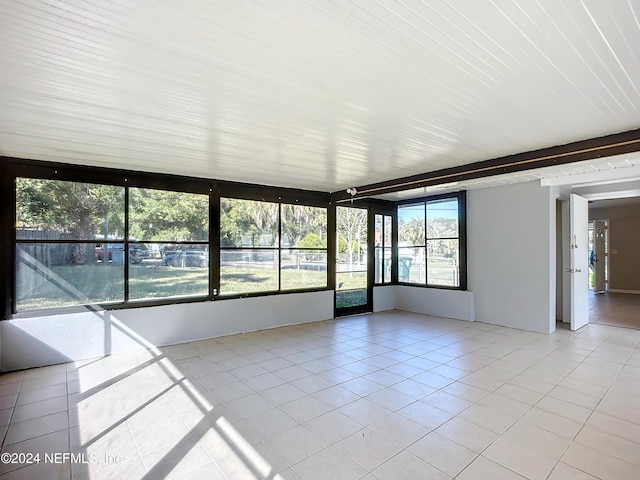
[219,198,278,247]
[16,179,124,264]
[399,217,425,245]
[336,206,367,273]
[281,205,327,247]
[297,232,326,249]
[128,188,209,241]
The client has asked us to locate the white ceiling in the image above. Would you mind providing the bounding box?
[1,1,640,193]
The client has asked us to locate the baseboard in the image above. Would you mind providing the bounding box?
[608,289,640,295]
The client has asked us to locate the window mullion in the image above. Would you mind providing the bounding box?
[124,186,130,303]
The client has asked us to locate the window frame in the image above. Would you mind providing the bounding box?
[219,197,329,297]
[396,191,467,290]
[1,157,467,319]
[127,186,212,302]
[373,213,394,285]
[2,158,332,318]
[11,170,215,314]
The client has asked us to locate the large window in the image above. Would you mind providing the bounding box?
[16,178,125,311]
[128,187,209,301]
[14,178,210,312]
[397,193,465,288]
[220,199,327,295]
[281,205,327,290]
[220,198,279,295]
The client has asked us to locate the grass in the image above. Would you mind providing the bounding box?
[336,289,367,309]
[18,258,459,311]
[18,259,381,311]
[17,262,327,310]
[220,266,326,294]
[335,270,368,309]
[17,263,209,310]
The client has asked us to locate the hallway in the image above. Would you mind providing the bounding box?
[589,291,640,329]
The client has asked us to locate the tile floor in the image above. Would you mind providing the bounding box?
[0,310,639,479]
[589,291,640,329]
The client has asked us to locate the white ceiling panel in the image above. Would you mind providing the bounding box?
[1,0,640,192]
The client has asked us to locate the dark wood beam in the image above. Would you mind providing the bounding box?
[330,128,640,202]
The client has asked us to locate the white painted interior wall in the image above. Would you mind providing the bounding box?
[467,181,557,334]
[395,287,475,321]
[1,291,333,371]
[373,286,396,312]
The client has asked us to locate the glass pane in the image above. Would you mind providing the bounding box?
[384,215,392,246]
[281,250,327,290]
[337,271,367,290]
[427,239,459,286]
[16,243,123,311]
[336,206,367,269]
[426,198,458,238]
[220,198,278,247]
[398,203,425,246]
[374,247,383,284]
[129,188,209,241]
[281,205,327,248]
[220,249,279,294]
[375,215,383,250]
[398,246,425,283]
[374,247,392,284]
[16,178,124,241]
[384,247,392,283]
[336,272,367,308]
[129,243,208,300]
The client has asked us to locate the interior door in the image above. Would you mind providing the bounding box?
[335,206,370,316]
[593,219,606,293]
[569,194,589,330]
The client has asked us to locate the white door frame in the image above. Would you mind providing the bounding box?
[561,194,589,330]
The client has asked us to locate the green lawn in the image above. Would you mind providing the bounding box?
[335,270,367,309]
[220,266,326,294]
[336,289,367,309]
[17,262,328,310]
[17,263,208,311]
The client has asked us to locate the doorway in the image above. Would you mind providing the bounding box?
[335,205,371,315]
[588,220,608,293]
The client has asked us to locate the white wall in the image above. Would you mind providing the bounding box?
[468,181,556,334]
[395,286,475,321]
[373,286,396,312]
[1,291,334,371]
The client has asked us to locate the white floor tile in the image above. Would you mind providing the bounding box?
[2,309,640,480]
[435,417,499,453]
[373,450,451,480]
[457,455,526,480]
[291,446,367,480]
[408,431,477,477]
[335,429,402,471]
